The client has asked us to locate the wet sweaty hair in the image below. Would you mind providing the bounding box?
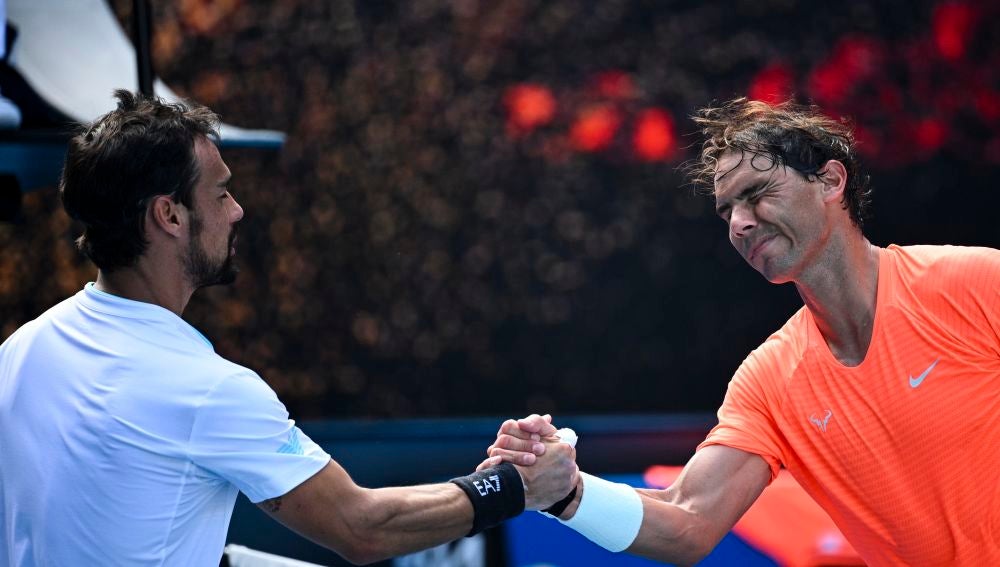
[686,97,872,228]
[60,89,220,271]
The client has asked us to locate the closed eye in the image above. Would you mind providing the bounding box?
[716,205,731,222]
[217,174,233,198]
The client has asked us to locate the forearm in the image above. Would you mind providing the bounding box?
[553,478,711,565]
[268,427,574,564]
[261,461,479,565]
[351,483,475,562]
[550,447,769,565]
[273,481,472,564]
[628,489,718,565]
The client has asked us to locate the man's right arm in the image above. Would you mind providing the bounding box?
[491,417,771,566]
[624,445,771,564]
[190,372,577,564]
[256,459,472,565]
[257,437,577,566]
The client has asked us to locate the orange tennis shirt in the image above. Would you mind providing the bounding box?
[699,245,1000,566]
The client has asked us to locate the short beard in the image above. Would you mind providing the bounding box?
[184,211,239,289]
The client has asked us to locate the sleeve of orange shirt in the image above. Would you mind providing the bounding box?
[697,313,807,483]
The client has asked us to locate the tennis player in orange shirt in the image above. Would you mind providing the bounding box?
[483,98,1000,566]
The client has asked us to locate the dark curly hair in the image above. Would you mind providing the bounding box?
[687,97,872,228]
[60,89,220,271]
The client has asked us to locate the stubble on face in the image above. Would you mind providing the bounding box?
[714,152,777,261]
[713,151,821,284]
[183,137,240,289]
[184,207,239,288]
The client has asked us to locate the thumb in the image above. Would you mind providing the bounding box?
[475,455,502,471]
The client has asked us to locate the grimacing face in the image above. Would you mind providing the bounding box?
[713,151,832,284]
[183,137,243,288]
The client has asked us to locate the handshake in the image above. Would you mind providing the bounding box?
[475,413,582,517]
[453,413,644,554]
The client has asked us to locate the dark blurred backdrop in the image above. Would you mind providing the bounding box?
[2,0,997,419]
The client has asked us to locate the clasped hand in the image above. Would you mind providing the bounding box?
[477,414,578,511]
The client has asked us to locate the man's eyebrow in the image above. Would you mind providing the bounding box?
[216,174,232,188]
[715,183,763,214]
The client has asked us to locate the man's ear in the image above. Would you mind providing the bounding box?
[817,159,847,204]
[148,195,187,238]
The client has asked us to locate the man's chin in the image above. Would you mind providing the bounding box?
[747,257,792,284]
[759,262,796,284]
[198,263,239,288]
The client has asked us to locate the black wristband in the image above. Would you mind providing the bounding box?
[450,463,525,536]
[542,486,577,517]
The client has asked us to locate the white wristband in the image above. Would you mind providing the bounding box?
[558,472,643,552]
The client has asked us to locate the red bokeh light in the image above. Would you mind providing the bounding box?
[933,2,976,60]
[504,83,557,132]
[592,70,635,100]
[808,37,884,105]
[877,84,903,113]
[913,118,949,153]
[569,105,622,152]
[632,108,676,161]
[749,64,794,104]
[853,124,881,158]
[975,89,1000,122]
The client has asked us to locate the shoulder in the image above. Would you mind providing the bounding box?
[885,244,1000,310]
[884,245,1000,347]
[886,244,1000,283]
[143,341,276,418]
[702,309,808,474]
[729,307,810,404]
[738,307,811,383]
[1,293,81,353]
[196,363,286,417]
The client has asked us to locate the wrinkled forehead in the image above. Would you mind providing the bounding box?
[712,150,778,196]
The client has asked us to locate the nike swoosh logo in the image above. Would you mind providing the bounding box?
[909,358,939,388]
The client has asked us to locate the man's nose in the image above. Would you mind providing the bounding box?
[230,198,244,223]
[729,203,756,239]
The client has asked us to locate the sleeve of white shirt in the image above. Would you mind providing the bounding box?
[187,370,332,503]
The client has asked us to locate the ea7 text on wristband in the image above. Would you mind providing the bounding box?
[450,463,525,536]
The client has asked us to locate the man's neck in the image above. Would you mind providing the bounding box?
[95,260,194,317]
[794,235,880,367]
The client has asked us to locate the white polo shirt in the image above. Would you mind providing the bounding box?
[0,284,331,566]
